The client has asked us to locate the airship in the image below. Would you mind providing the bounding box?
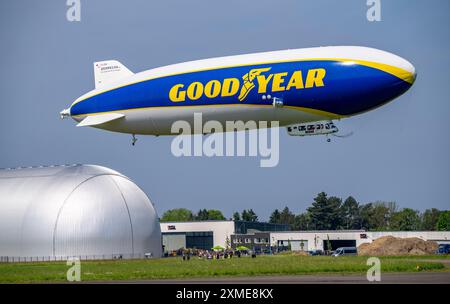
[60,46,416,144]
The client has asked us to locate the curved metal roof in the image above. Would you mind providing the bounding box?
[0,164,161,259]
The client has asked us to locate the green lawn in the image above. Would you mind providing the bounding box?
[0,255,447,283]
[384,254,450,260]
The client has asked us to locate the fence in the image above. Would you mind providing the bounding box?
[0,252,155,263]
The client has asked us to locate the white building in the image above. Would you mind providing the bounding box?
[160,220,288,252]
[159,220,450,253]
[271,230,450,251]
[160,221,235,252]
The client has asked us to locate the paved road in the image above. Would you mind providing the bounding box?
[108,272,450,284]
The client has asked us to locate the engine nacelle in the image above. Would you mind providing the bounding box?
[287,121,338,136]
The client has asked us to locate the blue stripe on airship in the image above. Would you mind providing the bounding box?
[70,60,412,117]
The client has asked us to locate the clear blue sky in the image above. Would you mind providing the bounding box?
[0,0,449,220]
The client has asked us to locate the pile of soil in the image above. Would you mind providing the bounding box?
[358,236,438,256]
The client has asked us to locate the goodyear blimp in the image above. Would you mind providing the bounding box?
[60,46,416,144]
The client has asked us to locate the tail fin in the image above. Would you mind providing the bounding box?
[94,60,134,89]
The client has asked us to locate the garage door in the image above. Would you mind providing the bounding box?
[290,240,308,251]
[323,240,356,251]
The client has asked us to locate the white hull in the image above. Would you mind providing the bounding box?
[74,105,332,135]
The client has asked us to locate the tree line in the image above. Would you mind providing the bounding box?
[161,208,227,222]
[160,192,449,231]
[269,192,449,231]
[160,208,259,222]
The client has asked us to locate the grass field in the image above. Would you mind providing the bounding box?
[0,255,448,283]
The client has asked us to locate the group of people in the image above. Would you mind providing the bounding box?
[180,248,253,260]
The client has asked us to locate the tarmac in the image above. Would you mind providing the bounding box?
[106,272,450,284]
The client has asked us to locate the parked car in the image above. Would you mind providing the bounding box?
[332,247,358,257]
[436,244,450,254]
[308,249,324,256]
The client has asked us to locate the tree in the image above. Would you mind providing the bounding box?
[293,213,311,230]
[232,211,241,221]
[436,211,450,231]
[247,209,258,222]
[207,209,226,220]
[160,208,193,222]
[386,201,399,215]
[421,208,441,231]
[340,196,359,229]
[327,196,343,229]
[307,192,328,230]
[195,209,209,221]
[269,209,281,224]
[241,209,258,222]
[307,192,342,230]
[279,207,295,226]
[369,201,392,230]
[195,209,225,220]
[357,203,374,230]
[241,209,249,221]
[390,208,420,231]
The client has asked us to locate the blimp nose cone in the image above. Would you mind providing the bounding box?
[330,48,417,116]
[365,54,417,113]
[409,64,417,83]
[378,48,417,86]
[399,57,417,85]
[376,54,417,107]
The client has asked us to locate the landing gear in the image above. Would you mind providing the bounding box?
[131,134,137,146]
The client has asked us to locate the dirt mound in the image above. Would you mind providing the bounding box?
[358,236,438,256]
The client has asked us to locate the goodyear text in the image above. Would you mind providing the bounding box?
[168,67,326,102]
